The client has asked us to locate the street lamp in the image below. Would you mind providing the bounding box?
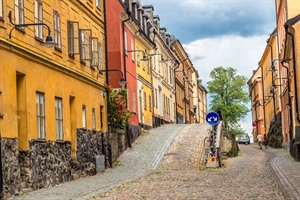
[8,11,56,48]
[97,69,127,86]
[125,50,149,61]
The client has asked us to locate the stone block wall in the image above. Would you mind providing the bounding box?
[71,129,111,176]
[1,138,21,199]
[0,129,118,199]
[29,141,72,189]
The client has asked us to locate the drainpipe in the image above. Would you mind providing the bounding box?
[173,61,180,123]
[122,13,131,148]
[260,64,267,135]
[103,0,114,166]
[285,28,300,124]
[290,32,300,124]
[281,61,293,142]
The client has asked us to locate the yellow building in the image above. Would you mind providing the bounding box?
[0,0,107,198]
[135,29,155,130]
[259,33,278,136]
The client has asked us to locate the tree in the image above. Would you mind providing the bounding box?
[207,66,249,131]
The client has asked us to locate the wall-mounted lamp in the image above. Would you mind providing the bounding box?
[98,69,127,86]
[8,11,56,48]
[126,50,149,61]
[149,53,165,62]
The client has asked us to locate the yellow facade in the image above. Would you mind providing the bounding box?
[259,36,277,135]
[135,36,154,128]
[0,0,107,150]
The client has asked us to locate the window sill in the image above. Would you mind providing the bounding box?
[55,46,62,52]
[36,139,47,143]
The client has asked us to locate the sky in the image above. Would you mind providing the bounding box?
[142,0,276,134]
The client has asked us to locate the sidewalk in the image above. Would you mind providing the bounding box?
[269,147,300,200]
[11,124,186,200]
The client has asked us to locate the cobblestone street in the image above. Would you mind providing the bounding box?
[12,124,297,200]
[96,125,289,200]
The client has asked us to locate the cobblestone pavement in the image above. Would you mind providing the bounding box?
[12,124,186,200]
[96,133,289,199]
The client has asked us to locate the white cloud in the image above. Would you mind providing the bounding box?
[183,35,268,133]
[183,35,267,86]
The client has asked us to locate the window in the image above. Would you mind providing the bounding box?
[124,31,128,54]
[155,88,158,108]
[82,105,86,128]
[34,0,43,39]
[91,38,99,68]
[96,0,100,9]
[0,0,3,19]
[131,39,134,61]
[98,43,103,70]
[149,95,151,112]
[136,47,140,66]
[36,92,45,139]
[133,91,136,113]
[67,21,79,56]
[100,105,104,129]
[79,29,92,62]
[55,98,63,140]
[92,108,96,130]
[144,92,146,110]
[14,0,24,27]
[53,11,61,49]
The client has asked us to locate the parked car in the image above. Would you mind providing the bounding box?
[237,134,250,144]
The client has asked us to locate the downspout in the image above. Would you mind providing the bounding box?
[260,64,267,135]
[173,61,180,123]
[122,14,131,148]
[281,61,293,142]
[103,0,111,162]
[285,27,300,124]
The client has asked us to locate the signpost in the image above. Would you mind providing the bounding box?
[205,111,220,168]
[206,111,219,126]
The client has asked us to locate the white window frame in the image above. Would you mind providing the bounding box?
[67,21,79,56]
[34,0,43,39]
[92,108,96,130]
[98,43,103,70]
[36,92,46,139]
[136,47,140,66]
[96,0,101,9]
[79,29,92,62]
[133,91,136,113]
[0,0,4,19]
[131,39,134,61]
[91,38,99,68]
[82,105,86,128]
[124,31,128,54]
[14,0,24,27]
[55,97,63,140]
[53,11,61,49]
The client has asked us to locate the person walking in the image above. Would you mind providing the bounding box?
[257,133,263,149]
[263,134,268,149]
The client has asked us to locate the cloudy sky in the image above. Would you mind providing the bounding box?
[142,0,276,133]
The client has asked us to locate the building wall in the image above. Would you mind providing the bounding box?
[0,0,108,198]
[135,41,153,129]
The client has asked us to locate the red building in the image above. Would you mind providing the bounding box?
[106,0,140,143]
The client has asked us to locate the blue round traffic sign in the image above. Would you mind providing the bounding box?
[206,111,220,126]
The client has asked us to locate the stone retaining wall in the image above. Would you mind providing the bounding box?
[1,138,21,199]
[2,129,113,199]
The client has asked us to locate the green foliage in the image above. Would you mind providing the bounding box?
[229,124,247,136]
[108,88,131,130]
[207,66,250,129]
